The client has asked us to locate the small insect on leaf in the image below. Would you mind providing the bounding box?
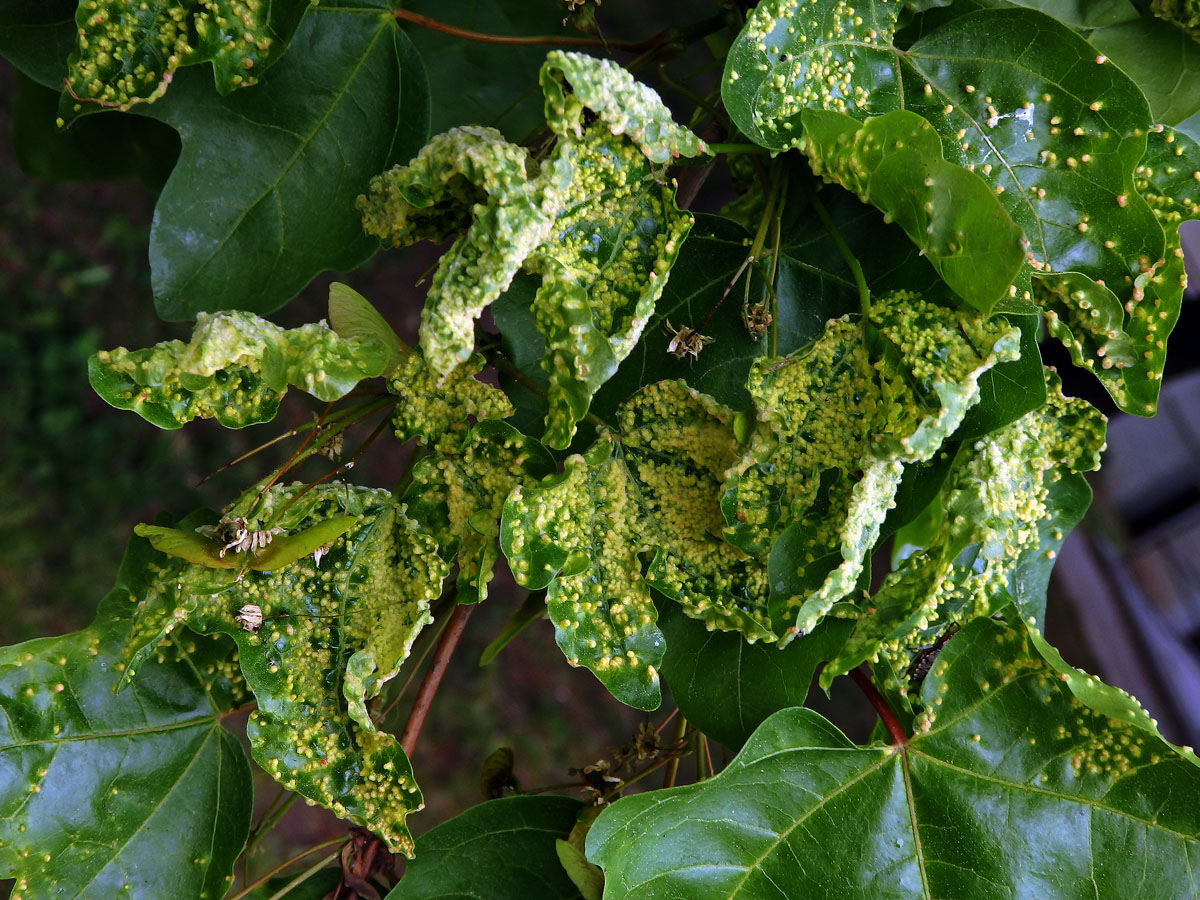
[663,320,714,359]
[906,622,961,686]
[235,604,264,633]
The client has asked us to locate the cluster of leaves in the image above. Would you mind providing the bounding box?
[3,0,1200,898]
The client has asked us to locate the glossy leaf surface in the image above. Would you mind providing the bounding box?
[89,310,387,429]
[143,0,430,319]
[800,109,1024,312]
[386,796,585,899]
[0,529,251,900]
[658,601,853,750]
[589,616,1200,899]
[121,486,448,855]
[725,3,1165,313]
[328,283,407,377]
[404,420,555,604]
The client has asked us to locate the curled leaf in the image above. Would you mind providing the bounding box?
[89,310,387,429]
[823,372,1107,688]
[541,51,708,162]
[723,290,1020,637]
[328,283,407,377]
[121,485,448,855]
[799,109,1024,312]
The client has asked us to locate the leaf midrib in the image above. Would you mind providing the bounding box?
[165,7,393,299]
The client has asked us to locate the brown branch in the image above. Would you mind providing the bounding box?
[849,666,908,746]
[400,602,476,755]
[393,8,658,51]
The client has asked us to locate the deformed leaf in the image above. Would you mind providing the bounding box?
[725,2,1166,309]
[799,109,1024,312]
[121,485,449,855]
[388,350,514,452]
[722,290,1020,637]
[360,126,560,377]
[404,420,555,604]
[502,380,771,709]
[528,120,693,448]
[386,796,585,900]
[0,525,252,900]
[61,0,312,116]
[328,283,407,377]
[362,52,703,447]
[89,310,387,429]
[134,517,358,572]
[588,616,1200,899]
[823,372,1106,688]
[541,50,708,163]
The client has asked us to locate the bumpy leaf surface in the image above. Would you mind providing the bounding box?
[89,310,387,429]
[502,380,769,709]
[541,50,708,162]
[528,120,693,448]
[61,0,311,115]
[799,109,1024,312]
[725,2,1165,310]
[360,126,559,377]
[723,290,1019,637]
[589,616,1200,899]
[143,0,430,319]
[388,350,514,453]
[824,372,1106,688]
[362,52,701,448]
[1152,0,1200,40]
[385,796,585,899]
[121,485,448,855]
[0,528,251,900]
[404,420,555,604]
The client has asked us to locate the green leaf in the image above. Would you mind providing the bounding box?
[0,527,252,900]
[528,119,694,448]
[142,0,430,320]
[589,214,768,421]
[13,75,180,188]
[360,126,559,377]
[658,600,854,750]
[0,0,77,87]
[388,350,514,452]
[822,371,1106,688]
[1128,125,1200,408]
[588,616,1200,899]
[404,420,556,604]
[398,0,577,142]
[121,485,449,855]
[722,290,1020,637]
[89,310,388,429]
[725,3,1165,310]
[362,53,703,447]
[953,314,1046,440]
[799,109,1024,312]
[1088,16,1200,125]
[502,380,771,709]
[540,50,708,163]
[60,0,312,117]
[328,283,407,377]
[385,796,585,899]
